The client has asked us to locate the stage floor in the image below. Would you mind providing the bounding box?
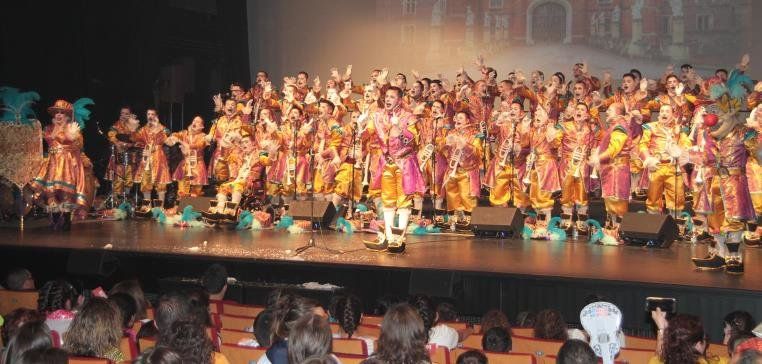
[1,219,761,293]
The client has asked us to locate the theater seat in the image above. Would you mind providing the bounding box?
[616,347,655,363]
[360,315,383,326]
[332,338,368,356]
[510,335,564,359]
[0,290,39,315]
[222,302,265,317]
[451,348,537,364]
[119,336,138,362]
[218,314,256,331]
[512,327,534,337]
[623,335,657,350]
[68,357,112,364]
[355,324,381,338]
[220,328,254,345]
[428,344,451,364]
[138,337,157,352]
[335,354,367,364]
[220,343,267,363]
[461,334,483,349]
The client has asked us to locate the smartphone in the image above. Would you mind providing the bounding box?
[645,297,677,313]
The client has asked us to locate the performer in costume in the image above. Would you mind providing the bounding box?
[31,99,93,230]
[557,103,600,234]
[133,109,172,215]
[362,87,425,252]
[439,111,483,231]
[416,99,450,218]
[525,107,562,233]
[165,116,208,198]
[311,100,345,205]
[744,105,762,244]
[212,131,270,220]
[590,103,642,236]
[639,104,691,216]
[486,99,530,210]
[106,107,140,201]
[206,98,252,184]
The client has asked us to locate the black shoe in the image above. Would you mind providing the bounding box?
[691,254,725,271]
[62,212,72,231]
[49,212,62,231]
[725,257,744,275]
[744,231,761,247]
[695,231,713,243]
[455,221,472,232]
[387,235,406,253]
[134,199,153,218]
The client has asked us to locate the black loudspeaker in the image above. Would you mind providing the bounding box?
[66,251,119,277]
[178,196,212,212]
[619,213,678,248]
[471,207,524,237]
[288,200,336,228]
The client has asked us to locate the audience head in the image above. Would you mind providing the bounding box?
[201,263,228,299]
[729,333,758,356]
[534,309,568,341]
[2,321,53,364]
[456,349,488,364]
[186,286,212,327]
[109,292,138,329]
[1,308,45,345]
[17,347,68,364]
[661,314,707,364]
[376,303,430,364]
[372,295,400,316]
[271,294,325,343]
[155,291,192,342]
[135,346,182,364]
[287,313,333,364]
[64,297,123,358]
[516,311,536,328]
[37,279,79,313]
[409,294,436,338]
[4,267,34,290]
[482,326,512,352]
[436,302,458,322]
[333,294,363,338]
[109,279,150,320]
[163,320,214,363]
[557,339,597,364]
[481,309,511,333]
[253,309,274,347]
[724,311,756,344]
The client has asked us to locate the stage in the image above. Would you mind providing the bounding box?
[1,219,761,341]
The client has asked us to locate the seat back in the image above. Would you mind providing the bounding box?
[119,336,138,362]
[451,348,537,364]
[145,307,155,320]
[219,313,256,331]
[428,344,451,364]
[334,354,367,364]
[616,347,655,363]
[220,344,267,363]
[360,315,384,326]
[332,338,368,356]
[355,324,381,338]
[461,334,483,350]
[220,328,254,345]
[138,337,157,352]
[68,357,111,364]
[511,335,564,359]
[512,327,535,337]
[0,290,39,315]
[441,321,469,331]
[222,302,265,317]
[623,335,657,350]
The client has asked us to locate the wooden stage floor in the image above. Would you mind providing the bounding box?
[1,219,760,293]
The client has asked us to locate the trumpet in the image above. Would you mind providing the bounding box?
[570,146,588,179]
[361,153,371,186]
[523,152,536,186]
[142,144,153,172]
[695,166,704,185]
[419,144,435,172]
[285,154,296,187]
[444,147,463,186]
[185,152,198,179]
[497,138,512,167]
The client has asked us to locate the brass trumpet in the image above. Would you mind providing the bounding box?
[419,144,435,172]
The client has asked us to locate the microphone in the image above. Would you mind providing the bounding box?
[95,121,104,135]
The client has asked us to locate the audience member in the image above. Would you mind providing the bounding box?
[436,302,458,322]
[238,309,273,348]
[455,349,488,364]
[480,309,511,334]
[730,333,758,357]
[0,308,45,348]
[163,320,228,364]
[109,279,151,320]
[515,311,536,328]
[134,346,182,364]
[260,294,326,364]
[533,309,569,341]
[17,347,68,364]
[373,303,431,364]
[201,264,228,301]
[410,295,459,349]
[109,292,138,338]
[724,311,757,345]
[287,313,337,364]
[2,321,53,364]
[556,339,597,364]
[651,312,709,364]
[3,268,35,291]
[187,286,213,327]
[142,290,192,341]
[482,327,512,352]
[64,297,125,362]
[37,279,80,343]
[333,294,375,354]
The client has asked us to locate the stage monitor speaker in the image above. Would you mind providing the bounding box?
[178,196,212,212]
[619,213,678,248]
[471,207,523,237]
[66,251,119,277]
[288,200,336,228]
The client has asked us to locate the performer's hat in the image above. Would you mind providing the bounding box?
[47,99,73,116]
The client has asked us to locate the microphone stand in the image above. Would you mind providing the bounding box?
[431,116,440,222]
[507,117,519,207]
